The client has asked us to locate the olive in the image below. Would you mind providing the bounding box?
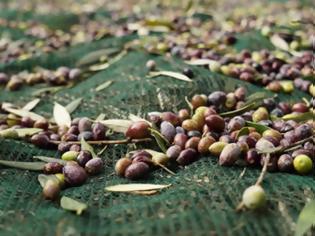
[225,92,237,109]
[78,131,94,141]
[62,133,78,142]
[131,150,152,159]
[182,119,199,131]
[293,155,313,175]
[292,149,313,159]
[6,76,23,91]
[182,68,194,78]
[204,107,217,117]
[278,102,291,114]
[245,149,260,166]
[187,130,201,138]
[262,129,282,142]
[33,119,49,130]
[146,60,156,71]
[227,116,245,132]
[219,135,234,143]
[209,141,227,156]
[67,126,79,135]
[148,112,161,124]
[21,117,35,128]
[43,180,60,200]
[234,87,246,101]
[185,137,201,150]
[161,112,180,126]
[63,163,88,186]
[85,157,103,175]
[58,125,69,136]
[191,113,205,129]
[62,151,79,161]
[292,103,308,113]
[191,95,207,109]
[208,91,226,107]
[205,115,225,133]
[237,141,249,154]
[78,117,92,132]
[71,117,81,126]
[69,144,81,152]
[294,124,312,140]
[178,109,190,122]
[77,151,92,167]
[267,81,282,92]
[125,121,150,139]
[263,98,276,111]
[176,148,198,166]
[270,108,284,117]
[198,136,215,154]
[0,73,9,85]
[58,142,71,153]
[31,134,51,148]
[160,121,176,142]
[173,133,188,149]
[175,126,186,134]
[219,143,241,166]
[166,145,182,160]
[125,162,150,180]
[43,162,64,174]
[242,185,266,209]
[68,68,81,80]
[115,157,132,176]
[263,136,280,147]
[252,107,269,123]
[277,154,293,172]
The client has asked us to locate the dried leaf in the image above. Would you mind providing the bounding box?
[105,184,171,192]
[270,34,290,51]
[2,107,45,121]
[33,156,67,165]
[95,113,106,122]
[60,196,88,215]
[255,138,277,154]
[81,138,97,158]
[128,114,151,125]
[184,59,215,66]
[32,86,66,96]
[38,174,59,188]
[0,160,45,171]
[99,119,133,133]
[245,121,271,134]
[95,80,113,92]
[22,98,41,111]
[76,48,120,67]
[89,50,127,72]
[295,200,315,236]
[66,98,83,114]
[131,190,159,195]
[220,103,256,117]
[53,102,71,128]
[282,112,314,122]
[149,71,193,82]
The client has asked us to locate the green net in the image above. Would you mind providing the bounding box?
[0,9,314,236]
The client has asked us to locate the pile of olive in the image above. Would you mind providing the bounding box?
[119,87,314,179]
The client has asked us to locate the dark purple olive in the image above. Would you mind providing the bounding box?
[263,98,276,111]
[227,116,245,132]
[271,108,284,117]
[166,145,182,160]
[294,124,312,140]
[278,102,291,114]
[58,142,71,153]
[78,131,94,141]
[77,151,92,166]
[277,154,293,172]
[292,149,314,159]
[173,133,188,149]
[85,157,103,175]
[92,122,107,140]
[125,162,150,180]
[0,73,9,85]
[78,117,92,132]
[125,121,150,139]
[245,149,260,166]
[62,133,78,142]
[205,115,225,133]
[160,121,176,142]
[69,144,81,152]
[21,117,35,128]
[132,155,152,166]
[176,148,198,166]
[161,112,180,126]
[264,136,280,147]
[71,117,81,126]
[238,135,256,148]
[63,164,88,186]
[182,68,194,78]
[43,162,64,174]
[33,119,49,130]
[208,91,226,107]
[131,150,152,159]
[67,126,79,135]
[31,134,51,148]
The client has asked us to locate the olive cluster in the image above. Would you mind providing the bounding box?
[0,66,81,91]
[118,88,314,179]
[42,149,103,200]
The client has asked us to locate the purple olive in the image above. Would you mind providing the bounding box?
[160,121,176,142]
[92,122,107,140]
[176,148,198,166]
[43,162,64,174]
[125,162,150,180]
[63,164,88,186]
[85,157,103,175]
[77,150,92,167]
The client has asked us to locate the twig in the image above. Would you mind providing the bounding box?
[50,138,152,145]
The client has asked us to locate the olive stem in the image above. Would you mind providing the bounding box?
[279,136,314,153]
[50,138,152,145]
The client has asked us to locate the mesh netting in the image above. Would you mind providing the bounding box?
[0,9,314,236]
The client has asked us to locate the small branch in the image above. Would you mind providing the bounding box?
[255,153,270,186]
[50,138,152,145]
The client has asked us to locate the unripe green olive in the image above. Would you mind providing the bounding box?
[61,151,79,161]
[252,107,269,123]
[209,141,227,157]
[182,119,199,131]
[293,155,313,175]
[242,185,266,209]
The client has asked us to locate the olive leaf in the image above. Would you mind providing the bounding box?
[33,156,67,165]
[255,138,277,154]
[149,129,168,153]
[99,119,133,133]
[76,48,120,67]
[38,174,59,188]
[220,102,256,117]
[270,34,290,51]
[245,121,270,133]
[295,200,315,236]
[149,71,193,82]
[89,50,127,72]
[2,107,45,121]
[105,184,171,192]
[244,92,271,105]
[282,112,314,122]
[60,196,88,215]
[22,98,41,111]
[128,114,152,125]
[184,59,215,66]
[0,128,42,138]
[81,138,97,158]
[95,113,106,122]
[236,127,250,139]
[95,80,113,92]
[53,102,72,128]
[0,160,45,171]
[65,97,83,114]
[32,86,66,97]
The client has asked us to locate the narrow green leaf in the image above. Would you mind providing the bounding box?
[150,129,168,153]
[282,112,314,122]
[81,138,97,158]
[295,200,315,236]
[220,103,255,117]
[60,196,88,215]
[22,98,41,111]
[149,71,193,82]
[33,156,67,165]
[245,121,271,133]
[236,127,250,139]
[0,160,45,171]
[65,98,83,114]
[95,80,113,92]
